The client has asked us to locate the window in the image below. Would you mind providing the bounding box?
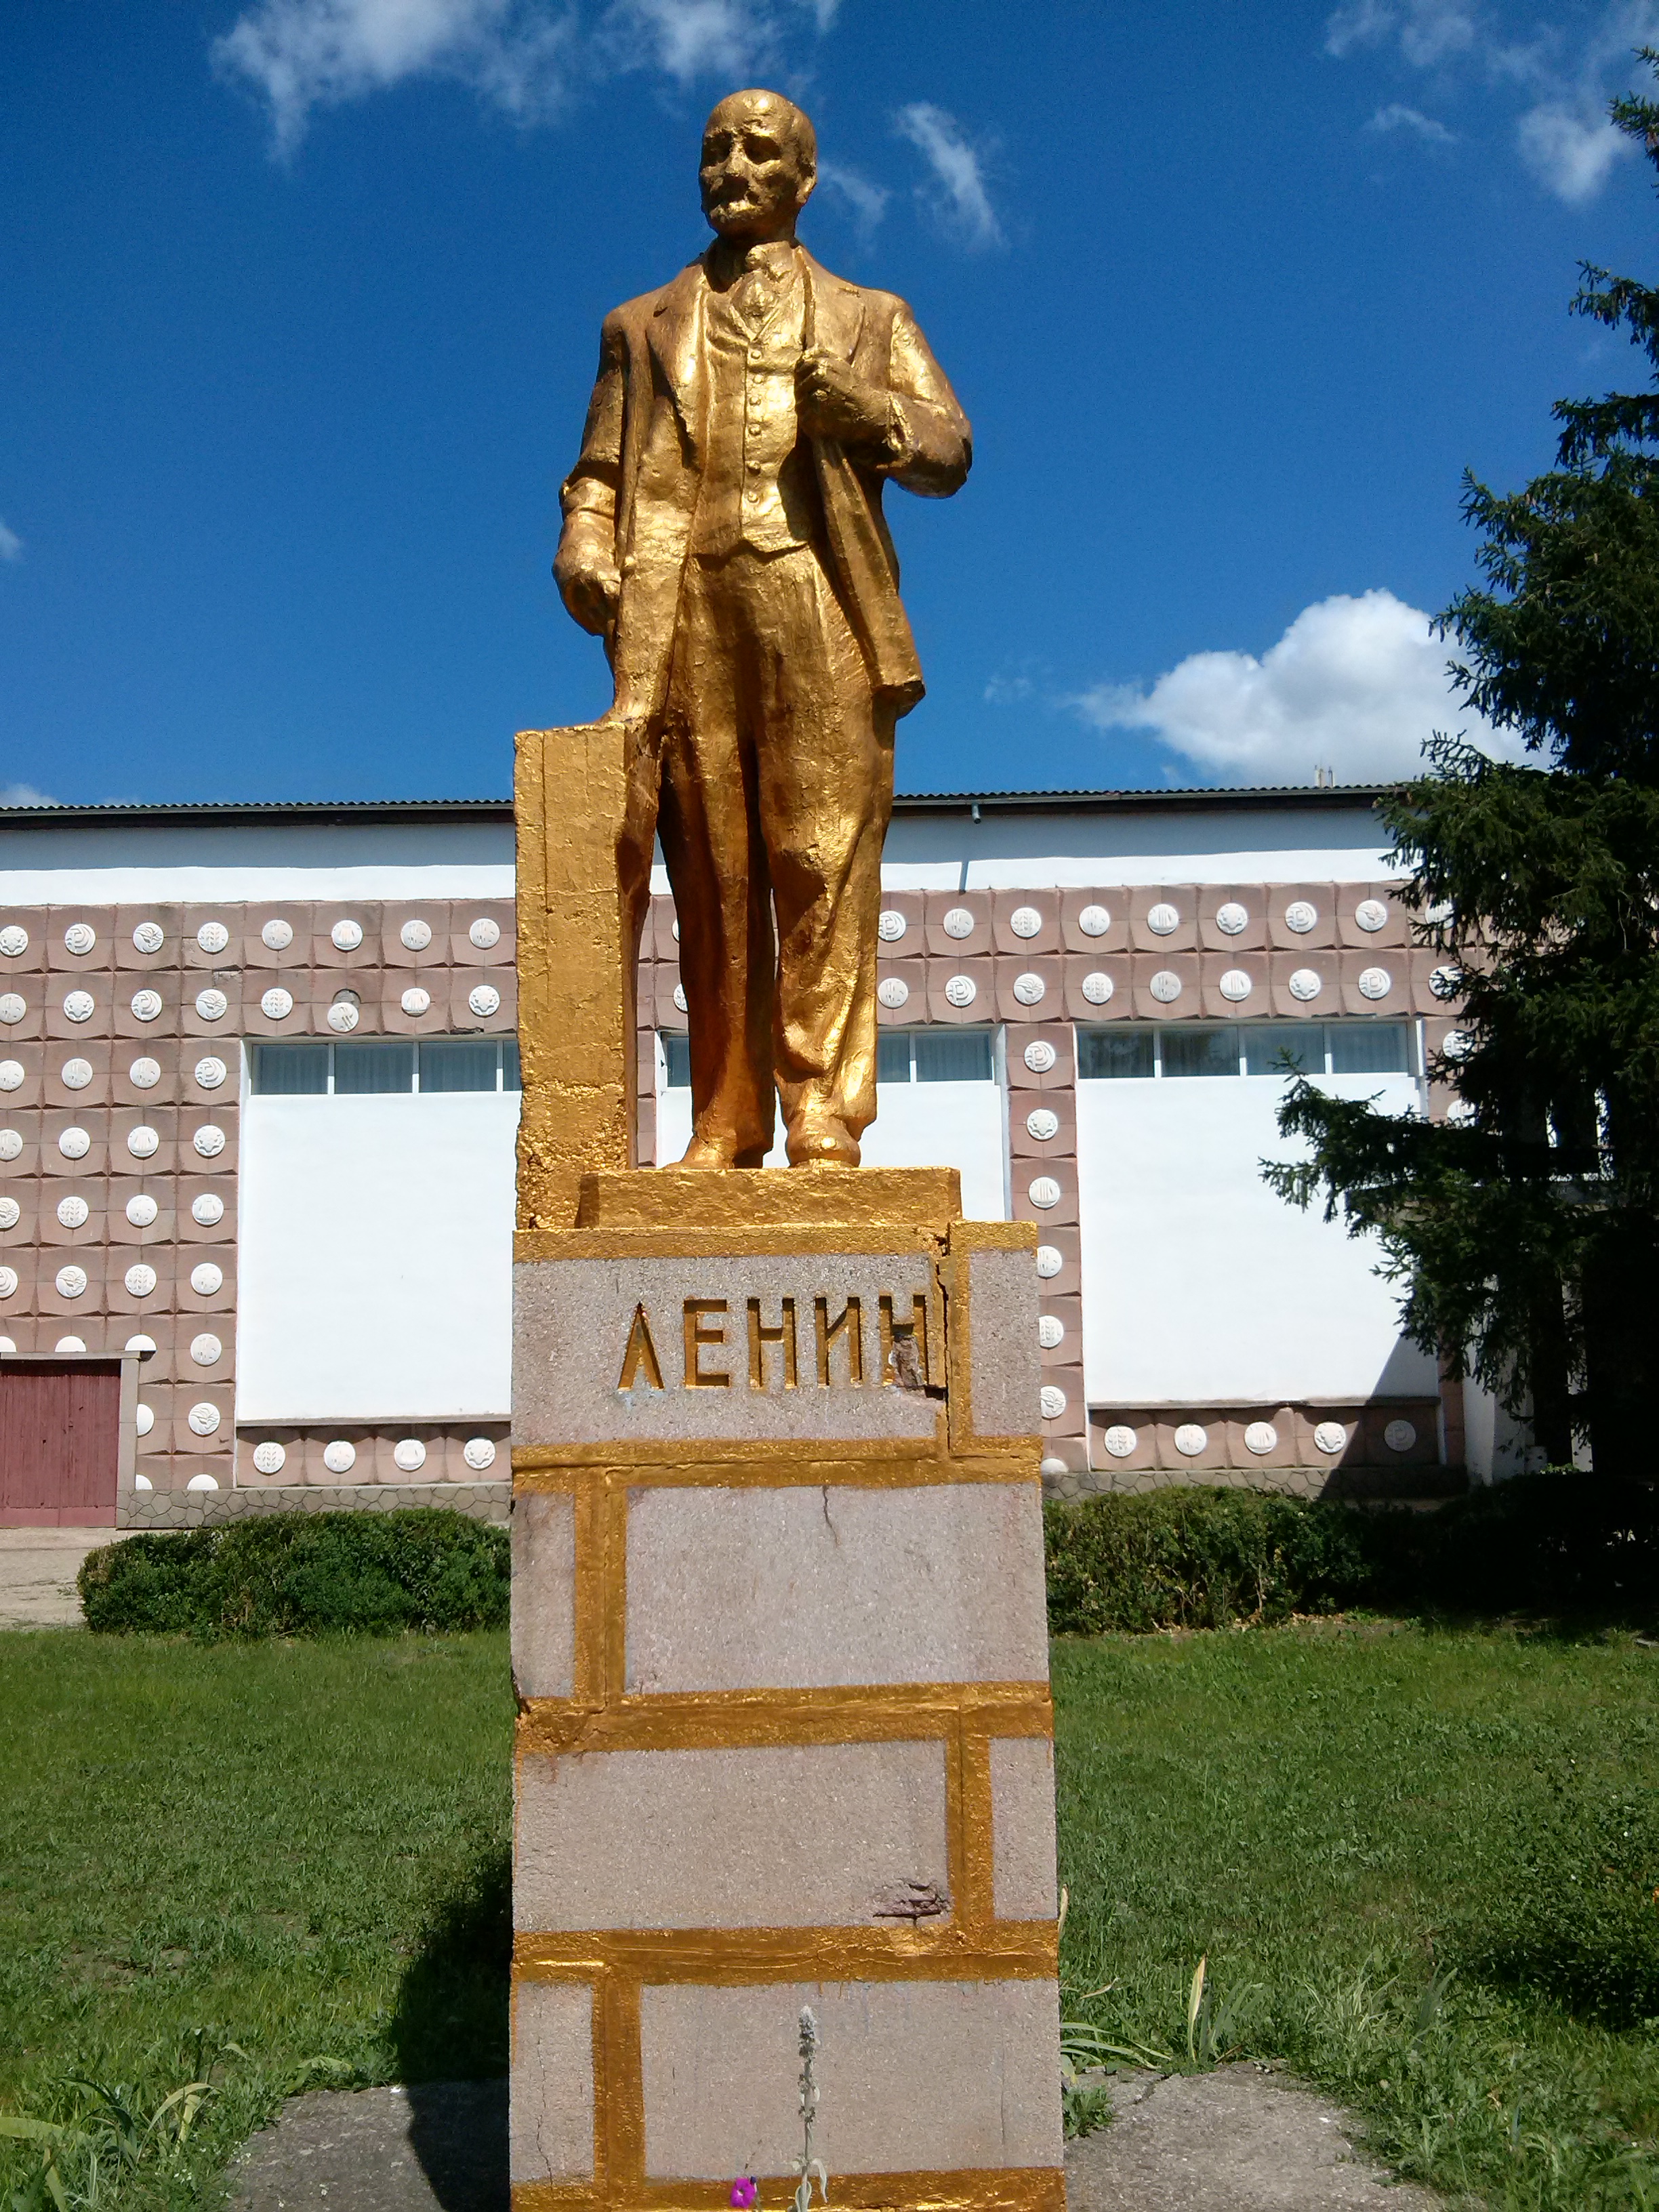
[1078,1022,1416,1080]
[876,1031,912,1084]
[663,1033,691,1089]
[250,1040,519,1095]
[914,1030,994,1082]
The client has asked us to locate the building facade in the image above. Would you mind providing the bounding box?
[0,785,1483,1530]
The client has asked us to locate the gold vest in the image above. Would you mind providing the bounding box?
[690,260,821,562]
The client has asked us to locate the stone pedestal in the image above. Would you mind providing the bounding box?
[510,1165,1063,2212]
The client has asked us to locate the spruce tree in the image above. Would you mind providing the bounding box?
[1266,56,1659,1473]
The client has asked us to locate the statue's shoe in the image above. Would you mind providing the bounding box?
[678,1135,772,1168]
[785,1115,861,1168]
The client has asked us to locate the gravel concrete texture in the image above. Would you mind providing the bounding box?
[230,2066,1443,2211]
[1065,2065,1444,2211]
[0,1525,115,1627]
[510,1491,575,1698]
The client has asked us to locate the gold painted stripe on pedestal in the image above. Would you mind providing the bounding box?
[516,1225,954,1263]
[512,2167,1067,2212]
[516,1682,1054,1757]
[513,1922,1059,1984]
[512,1443,1039,1481]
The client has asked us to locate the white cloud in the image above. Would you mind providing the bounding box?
[216,0,835,152]
[1367,100,1456,140]
[0,785,56,808]
[1326,0,1475,66]
[817,158,889,232]
[0,521,21,564]
[1071,590,1517,787]
[894,102,1002,249]
[1517,100,1631,199]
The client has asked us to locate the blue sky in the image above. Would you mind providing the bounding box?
[4,0,1658,804]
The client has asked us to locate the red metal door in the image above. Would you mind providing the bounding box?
[0,1361,121,1526]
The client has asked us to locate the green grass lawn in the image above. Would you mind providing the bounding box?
[1055,1623,1659,2210]
[0,1629,513,2209]
[3,1619,1658,2211]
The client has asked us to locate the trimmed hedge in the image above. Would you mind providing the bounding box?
[1044,1475,1659,1634]
[79,1509,510,1639]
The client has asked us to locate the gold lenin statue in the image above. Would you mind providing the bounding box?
[555,89,972,1168]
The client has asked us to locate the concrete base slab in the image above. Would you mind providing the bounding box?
[228,2068,1446,2212]
[0,1525,117,1629]
[1065,2064,1443,2211]
[230,2081,507,2212]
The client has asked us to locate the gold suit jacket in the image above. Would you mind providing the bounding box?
[557,246,972,723]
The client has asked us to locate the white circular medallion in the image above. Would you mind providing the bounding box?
[330,919,363,951]
[125,1195,158,1227]
[194,1056,227,1089]
[877,910,907,943]
[1023,1040,1057,1073]
[1080,971,1113,1005]
[323,1439,357,1474]
[1038,1314,1065,1350]
[192,1125,226,1158]
[1357,967,1392,1000]
[1036,1245,1063,1279]
[60,1057,93,1090]
[1383,1418,1417,1454]
[1025,1107,1059,1141]
[125,1333,155,1353]
[0,1063,23,1092]
[941,907,975,939]
[1355,898,1389,933]
[1009,905,1043,939]
[126,1126,159,1158]
[672,985,689,1014]
[943,975,977,1008]
[252,1441,287,1474]
[1216,901,1248,937]
[1313,1420,1347,1455]
[188,1401,222,1436]
[1430,965,1461,1000]
[55,1336,85,1353]
[55,1265,87,1298]
[62,992,97,1025]
[56,1195,88,1229]
[327,999,359,1033]
[469,916,501,949]
[57,1127,89,1159]
[261,918,294,950]
[261,987,294,1020]
[401,987,432,1017]
[0,1198,18,1230]
[1027,1175,1061,1209]
[394,1438,428,1472]
[1011,972,1046,1006]
[1441,1029,1471,1061]
[1149,970,1182,1004]
[125,1263,157,1297]
[400,918,432,951]
[63,923,96,956]
[1218,969,1252,1002]
[128,1057,161,1088]
[0,928,26,958]
[1078,904,1111,937]
[0,995,26,1027]
[468,983,501,1019]
[1174,1422,1208,1457]
[0,1130,19,1161]
[192,1193,225,1225]
[1103,1422,1136,1459]
[1288,968,1322,1002]
[189,1332,222,1366]
[1146,902,1179,936]
[131,921,165,955]
[1284,900,1318,935]
[876,977,909,1010]
[1040,1385,1067,1420]
[135,1405,155,1437]
[194,989,226,1022]
[195,922,229,954]
[462,1436,497,1470]
[190,1262,223,1296]
[186,1473,220,1492]
[0,1268,16,1298]
[1244,1420,1279,1456]
[129,989,162,1022]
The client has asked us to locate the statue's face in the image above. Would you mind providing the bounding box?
[699,95,813,240]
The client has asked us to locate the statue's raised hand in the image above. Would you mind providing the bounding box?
[796,349,890,449]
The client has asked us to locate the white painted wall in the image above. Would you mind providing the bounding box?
[1076,1071,1437,1403]
[238,1092,518,1420]
[654,1078,1008,1219]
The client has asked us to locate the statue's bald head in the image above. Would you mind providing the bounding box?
[699,89,817,243]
